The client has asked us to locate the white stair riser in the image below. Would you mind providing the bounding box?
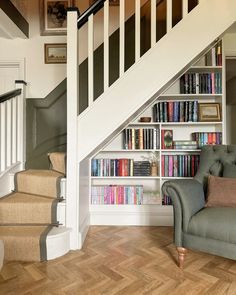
[57,202,66,225]
[9,174,67,199]
[46,227,71,260]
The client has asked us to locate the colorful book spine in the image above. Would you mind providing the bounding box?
[91,185,143,205]
[161,155,200,177]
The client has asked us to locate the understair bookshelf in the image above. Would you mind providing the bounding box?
[89,41,225,226]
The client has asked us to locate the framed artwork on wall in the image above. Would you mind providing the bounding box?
[44,43,67,64]
[198,103,221,122]
[89,0,119,6]
[39,0,75,36]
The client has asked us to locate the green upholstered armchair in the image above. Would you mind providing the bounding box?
[162,145,236,269]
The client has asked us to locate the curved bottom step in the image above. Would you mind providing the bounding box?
[46,227,71,260]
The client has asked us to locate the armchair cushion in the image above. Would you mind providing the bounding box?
[223,163,236,178]
[188,207,236,244]
[206,175,236,207]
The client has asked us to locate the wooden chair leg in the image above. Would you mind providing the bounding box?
[177,247,187,269]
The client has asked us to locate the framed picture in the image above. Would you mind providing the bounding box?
[44,43,67,64]
[89,0,119,6]
[39,0,75,36]
[198,103,221,122]
[161,130,173,149]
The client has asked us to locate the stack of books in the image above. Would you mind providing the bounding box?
[173,140,198,150]
[180,72,222,94]
[153,101,198,122]
[123,128,160,150]
[161,155,200,177]
[192,132,222,147]
[162,195,172,206]
[91,158,134,177]
[91,185,143,205]
[133,161,151,176]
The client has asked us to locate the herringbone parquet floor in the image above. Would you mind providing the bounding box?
[1,226,236,295]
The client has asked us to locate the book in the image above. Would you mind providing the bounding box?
[161,130,173,149]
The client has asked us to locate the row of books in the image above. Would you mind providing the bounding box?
[161,155,200,177]
[91,159,152,177]
[162,195,172,206]
[91,185,143,205]
[123,128,160,150]
[205,43,222,66]
[192,132,222,147]
[180,72,222,94]
[153,101,198,122]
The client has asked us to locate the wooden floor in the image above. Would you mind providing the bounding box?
[1,226,236,294]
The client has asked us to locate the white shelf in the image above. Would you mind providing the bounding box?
[189,66,222,71]
[91,176,160,179]
[128,122,160,126]
[100,149,160,152]
[159,93,222,98]
[90,204,172,211]
[161,121,222,126]
[161,177,194,180]
[161,149,201,152]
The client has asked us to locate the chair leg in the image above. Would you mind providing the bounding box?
[177,247,187,269]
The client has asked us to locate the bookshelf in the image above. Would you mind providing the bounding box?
[90,41,225,226]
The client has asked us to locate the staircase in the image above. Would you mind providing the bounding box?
[66,0,236,249]
[0,152,70,262]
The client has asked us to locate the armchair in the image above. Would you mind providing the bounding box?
[162,145,236,268]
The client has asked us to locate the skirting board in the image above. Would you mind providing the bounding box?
[78,213,90,249]
[90,205,174,226]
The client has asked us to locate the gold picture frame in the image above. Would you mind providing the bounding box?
[89,0,119,6]
[198,103,221,122]
[44,43,67,64]
[40,0,75,36]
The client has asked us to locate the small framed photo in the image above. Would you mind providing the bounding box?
[161,129,173,149]
[39,0,75,36]
[198,103,221,122]
[44,43,67,64]
[89,0,119,6]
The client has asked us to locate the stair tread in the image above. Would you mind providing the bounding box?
[0,225,50,237]
[0,192,55,203]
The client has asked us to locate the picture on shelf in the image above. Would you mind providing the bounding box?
[198,103,221,122]
[161,130,173,149]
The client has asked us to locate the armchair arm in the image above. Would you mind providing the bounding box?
[162,179,205,246]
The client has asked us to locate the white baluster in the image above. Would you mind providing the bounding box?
[17,95,23,163]
[0,102,6,172]
[120,0,125,76]
[12,97,17,164]
[135,0,141,61]
[182,0,188,17]
[151,0,157,47]
[88,14,94,106]
[104,0,109,90]
[6,99,12,167]
[166,0,172,32]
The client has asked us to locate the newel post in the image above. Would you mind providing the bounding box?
[67,8,80,249]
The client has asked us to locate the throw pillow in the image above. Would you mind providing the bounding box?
[223,163,236,178]
[206,175,236,207]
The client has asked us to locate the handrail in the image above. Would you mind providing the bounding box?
[0,89,22,104]
[77,0,105,29]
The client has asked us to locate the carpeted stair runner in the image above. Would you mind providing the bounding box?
[0,152,66,262]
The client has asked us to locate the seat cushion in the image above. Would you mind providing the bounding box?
[188,207,236,244]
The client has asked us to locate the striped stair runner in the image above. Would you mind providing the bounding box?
[0,152,66,262]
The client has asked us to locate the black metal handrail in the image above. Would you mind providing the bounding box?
[0,89,22,104]
[77,0,105,29]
